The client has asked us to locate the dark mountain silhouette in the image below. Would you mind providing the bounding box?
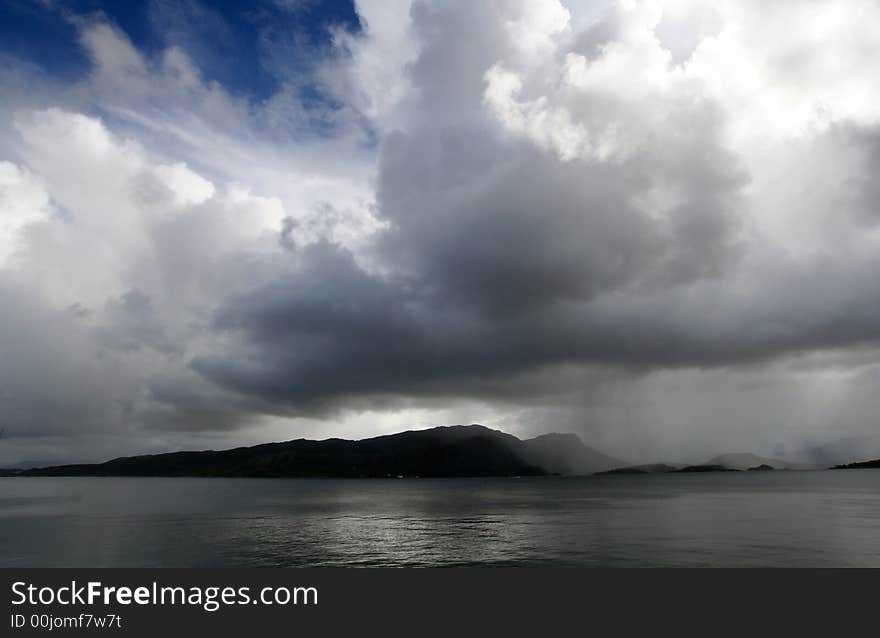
[832,459,880,470]
[18,425,624,478]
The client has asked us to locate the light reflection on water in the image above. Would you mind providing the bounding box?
[1,472,880,567]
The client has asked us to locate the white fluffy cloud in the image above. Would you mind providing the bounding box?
[0,161,53,266]
[485,0,880,163]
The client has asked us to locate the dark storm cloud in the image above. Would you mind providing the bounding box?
[185,1,757,411]
[189,118,880,413]
[176,0,880,415]
[191,232,880,414]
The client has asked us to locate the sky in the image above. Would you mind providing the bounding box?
[1,0,880,467]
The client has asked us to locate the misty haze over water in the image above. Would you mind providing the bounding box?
[2,473,880,567]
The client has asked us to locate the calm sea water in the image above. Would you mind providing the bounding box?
[2,471,879,567]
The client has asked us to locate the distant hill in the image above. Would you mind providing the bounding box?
[17,425,623,479]
[520,433,625,475]
[703,453,818,471]
[595,451,822,476]
[832,459,880,470]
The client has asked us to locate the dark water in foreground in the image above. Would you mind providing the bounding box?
[2,471,879,567]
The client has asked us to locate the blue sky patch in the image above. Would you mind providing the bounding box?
[0,0,361,100]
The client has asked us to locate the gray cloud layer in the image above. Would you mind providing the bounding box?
[2,0,880,464]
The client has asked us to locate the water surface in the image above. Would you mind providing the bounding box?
[2,471,879,567]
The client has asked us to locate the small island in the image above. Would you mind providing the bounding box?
[674,464,740,473]
[832,459,880,470]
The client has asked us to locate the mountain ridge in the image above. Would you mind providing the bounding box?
[595,451,825,475]
[17,425,625,479]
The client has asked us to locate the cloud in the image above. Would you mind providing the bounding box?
[2,0,880,465]
[193,0,880,433]
[0,161,53,266]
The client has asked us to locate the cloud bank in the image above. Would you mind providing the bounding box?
[2,0,880,464]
